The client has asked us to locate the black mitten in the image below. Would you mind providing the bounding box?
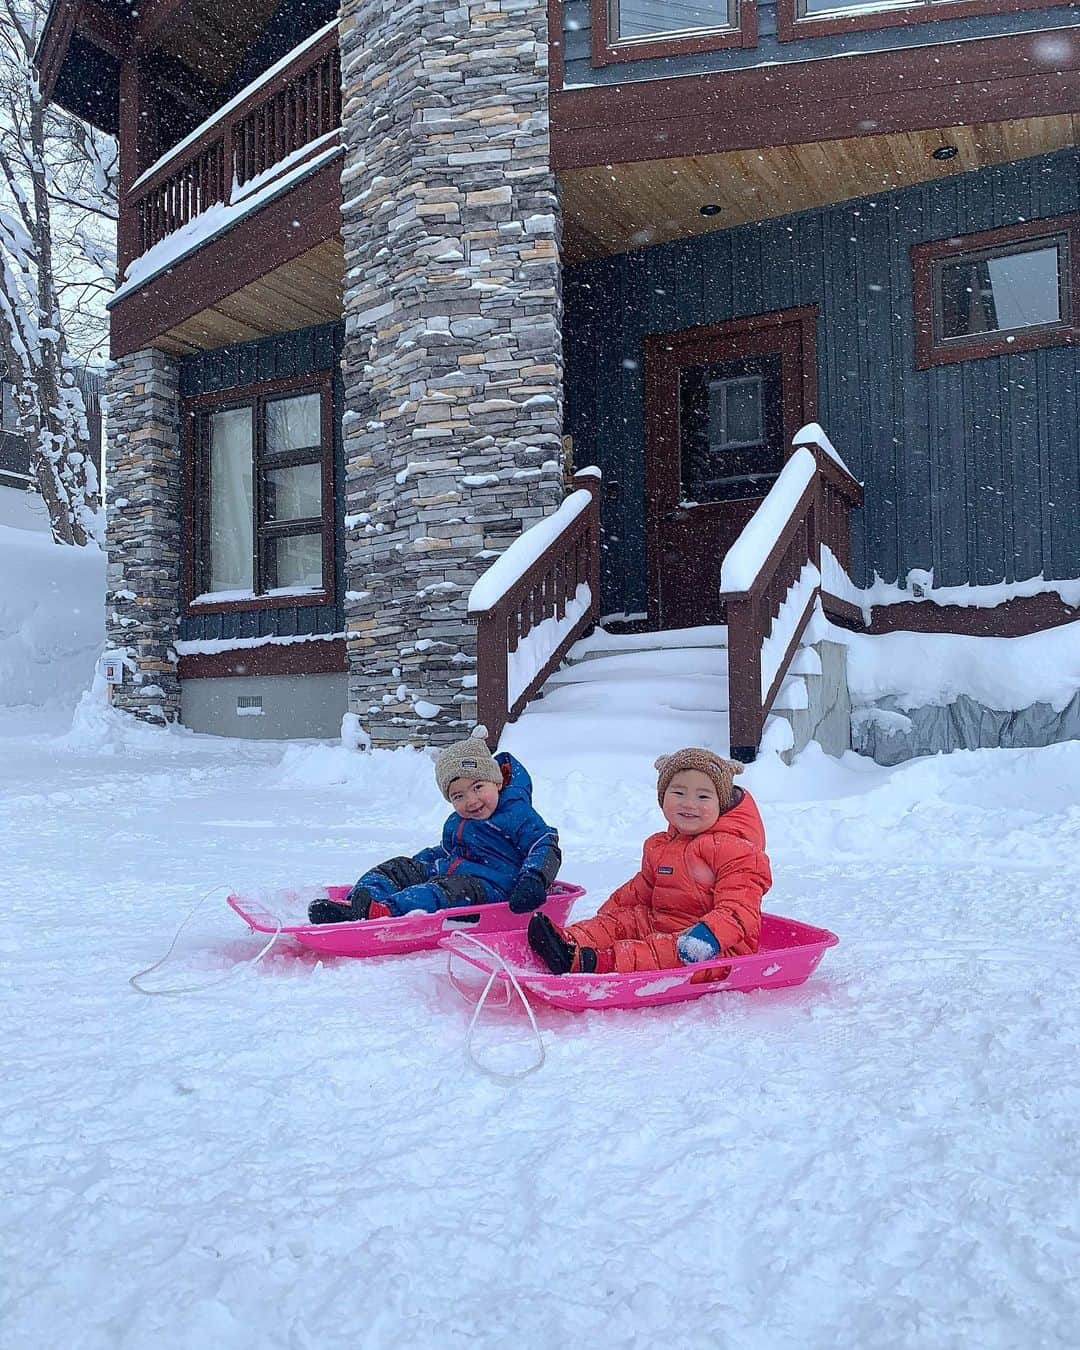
[507,871,547,914]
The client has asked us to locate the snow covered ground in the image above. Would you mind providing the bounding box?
[3,687,1078,1348]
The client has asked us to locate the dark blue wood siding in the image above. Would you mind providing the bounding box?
[178,322,345,643]
[563,149,1079,616]
[562,0,1077,87]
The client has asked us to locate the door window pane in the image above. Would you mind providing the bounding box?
[938,244,1062,340]
[614,0,735,40]
[680,357,781,502]
[265,463,322,522]
[209,407,253,591]
[272,533,323,589]
[708,376,764,450]
[266,393,321,452]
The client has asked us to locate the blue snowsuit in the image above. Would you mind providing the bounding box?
[352,753,561,916]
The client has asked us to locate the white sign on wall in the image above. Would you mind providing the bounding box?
[98,653,124,685]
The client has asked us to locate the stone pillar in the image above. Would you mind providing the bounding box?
[339,0,564,746]
[104,349,182,723]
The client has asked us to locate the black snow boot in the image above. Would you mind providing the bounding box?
[528,912,596,975]
[307,897,353,924]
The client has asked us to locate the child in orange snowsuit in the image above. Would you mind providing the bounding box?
[528,748,771,975]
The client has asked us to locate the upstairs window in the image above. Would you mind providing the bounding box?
[613,0,739,40]
[779,0,1069,42]
[912,217,1076,368]
[186,377,335,611]
[593,0,757,65]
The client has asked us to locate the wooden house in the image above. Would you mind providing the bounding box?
[37,0,1078,753]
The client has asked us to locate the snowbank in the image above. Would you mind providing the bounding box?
[3,696,1079,1348]
[839,621,1080,714]
[0,516,104,711]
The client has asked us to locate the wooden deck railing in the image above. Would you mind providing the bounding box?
[119,25,341,270]
[720,427,863,761]
[470,470,602,748]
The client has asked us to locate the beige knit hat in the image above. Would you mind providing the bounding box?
[434,738,504,800]
[655,747,744,811]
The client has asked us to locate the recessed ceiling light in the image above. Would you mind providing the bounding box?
[699,203,722,216]
[932,145,959,161]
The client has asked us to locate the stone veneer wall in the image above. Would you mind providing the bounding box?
[853,691,1080,765]
[104,349,182,723]
[339,0,564,746]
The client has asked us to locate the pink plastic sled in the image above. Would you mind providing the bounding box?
[227,881,585,958]
[442,913,838,1012]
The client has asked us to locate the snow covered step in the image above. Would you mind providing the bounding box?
[565,623,729,664]
[551,643,820,686]
[504,674,733,768]
[542,660,809,713]
[546,645,729,686]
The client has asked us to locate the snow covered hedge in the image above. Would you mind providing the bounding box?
[0,499,104,709]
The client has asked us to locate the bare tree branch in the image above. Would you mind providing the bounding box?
[0,0,112,546]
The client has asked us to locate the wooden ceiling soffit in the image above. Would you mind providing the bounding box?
[37,0,128,98]
[551,30,1080,171]
[156,240,344,356]
[560,115,1080,262]
[155,0,285,92]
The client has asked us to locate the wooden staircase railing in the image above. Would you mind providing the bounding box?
[119,24,341,272]
[720,425,863,762]
[470,470,602,749]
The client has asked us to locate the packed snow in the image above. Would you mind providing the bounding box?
[3,511,1078,1347]
[3,670,1079,1348]
[838,618,1080,714]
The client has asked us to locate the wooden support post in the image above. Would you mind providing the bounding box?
[117,59,159,272]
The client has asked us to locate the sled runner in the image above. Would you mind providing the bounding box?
[442,913,838,1012]
[226,881,585,958]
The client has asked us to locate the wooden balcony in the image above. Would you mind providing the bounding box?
[111,24,343,360]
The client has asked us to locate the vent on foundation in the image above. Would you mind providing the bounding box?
[237,694,264,717]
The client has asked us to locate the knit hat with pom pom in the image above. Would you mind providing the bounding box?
[434,738,503,800]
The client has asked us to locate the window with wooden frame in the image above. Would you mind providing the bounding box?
[776,0,1068,43]
[912,216,1078,369]
[591,0,757,67]
[184,374,335,612]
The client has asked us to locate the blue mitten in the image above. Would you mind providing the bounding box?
[676,923,721,965]
[507,871,547,914]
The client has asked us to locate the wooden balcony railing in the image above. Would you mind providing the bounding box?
[119,24,341,271]
[720,426,863,761]
[470,470,602,748]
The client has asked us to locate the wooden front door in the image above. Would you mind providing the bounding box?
[645,308,817,630]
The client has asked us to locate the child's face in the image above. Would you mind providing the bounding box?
[662,769,722,836]
[448,776,501,820]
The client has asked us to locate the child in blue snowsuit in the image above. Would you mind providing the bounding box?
[307,738,561,924]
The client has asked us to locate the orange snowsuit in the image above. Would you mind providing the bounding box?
[565,788,772,973]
